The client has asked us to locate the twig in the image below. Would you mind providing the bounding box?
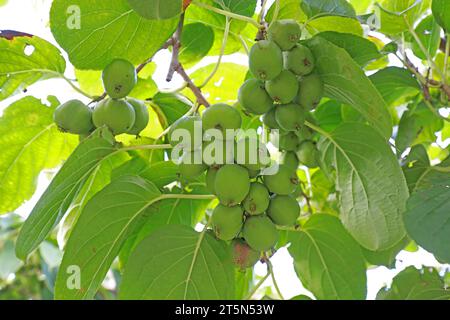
[166,13,210,107]
[267,258,284,300]
[245,264,270,300]
[256,0,269,41]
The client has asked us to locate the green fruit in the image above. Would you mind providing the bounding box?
[271,131,301,152]
[268,19,302,51]
[178,149,207,179]
[231,239,261,269]
[202,104,242,138]
[126,98,149,135]
[206,166,219,194]
[281,152,299,172]
[203,138,235,166]
[263,164,299,195]
[285,45,315,76]
[238,79,273,115]
[92,99,135,135]
[54,100,93,135]
[296,125,313,141]
[262,108,280,130]
[296,140,320,168]
[215,164,251,206]
[265,70,299,104]
[275,103,306,132]
[102,59,137,99]
[267,195,300,226]
[211,205,244,241]
[235,137,271,171]
[296,73,324,110]
[169,115,202,151]
[249,40,283,81]
[243,215,279,251]
[248,169,260,179]
[243,182,270,215]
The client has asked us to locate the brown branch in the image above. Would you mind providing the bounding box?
[165,13,210,107]
[256,0,268,41]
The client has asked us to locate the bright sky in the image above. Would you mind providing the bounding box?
[0,0,448,300]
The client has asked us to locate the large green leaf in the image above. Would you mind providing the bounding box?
[50,0,178,69]
[432,0,450,32]
[266,0,307,22]
[288,214,367,300]
[0,96,77,214]
[370,67,420,106]
[307,16,363,36]
[317,32,381,67]
[361,237,409,268]
[404,168,450,263]
[119,224,235,299]
[411,15,441,60]
[0,31,66,101]
[151,92,193,128]
[54,175,164,299]
[179,23,215,67]
[301,0,356,18]
[402,144,431,192]
[305,36,392,139]
[127,0,183,20]
[377,266,450,300]
[318,123,409,250]
[15,129,117,260]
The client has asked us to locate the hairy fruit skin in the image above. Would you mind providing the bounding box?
[296,73,324,110]
[215,164,250,206]
[265,70,299,104]
[271,131,301,152]
[168,115,202,151]
[268,195,300,226]
[262,108,281,130]
[231,239,261,269]
[92,99,135,135]
[54,99,93,135]
[243,182,270,215]
[177,149,207,180]
[249,40,283,81]
[281,151,300,172]
[235,137,271,171]
[211,205,244,241]
[285,45,315,76]
[296,140,320,168]
[206,166,219,194]
[243,215,279,252]
[102,59,137,99]
[238,79,273,115]
[126,98,149,135]
[268,19,302,51]
[263,164,299,195]
[275,103,306,132]
[202,103,242,137]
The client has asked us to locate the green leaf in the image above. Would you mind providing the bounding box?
[404,168,450,263]
[305,36,392,139]
[0,31,66,101]
[402,144,431,192]
[317,32,381,67]
[288,214,367,300]
[151,92,193,128]
[348,0,374,14]
[432,0,450,32]
[50,0,178,69]
[119,224,235,299]
[0,240,23,280]
[307,16,363,36]
[377,0,431,35]
[188,63,247,103]
[318,123,409,250]
[301,0,356,18]
[377,266,450,300]
[314,100,344,132]
[0,96,77,214]
[411,15,441,60]
[55,175,162,299]
[180,23,215,67]
[127,0,183,20]
[15,129,117,260]
[361,237,409,268]
[266,0,307,22]
[370,67,420,106]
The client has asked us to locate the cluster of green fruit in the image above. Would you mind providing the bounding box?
[238,19,323,169]
[54,59,149,137]
[168,104,301,269]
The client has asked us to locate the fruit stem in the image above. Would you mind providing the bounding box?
[245,264,270,300]
[269,0,280,27]
[267,258,284,300]
[191,0,261,29]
